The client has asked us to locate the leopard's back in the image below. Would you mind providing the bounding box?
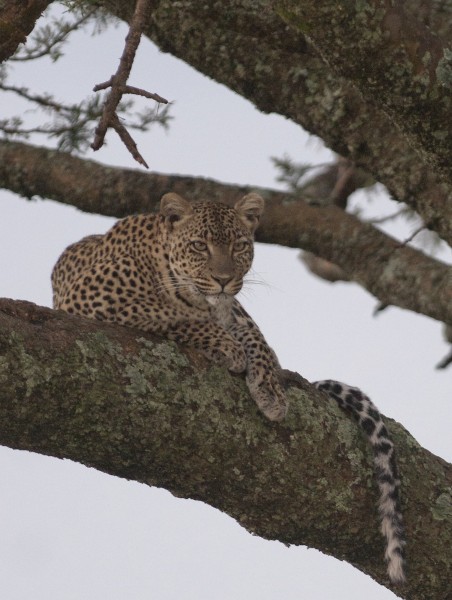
[52,234,104,309]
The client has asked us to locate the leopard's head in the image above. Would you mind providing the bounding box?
[160,192,264,301]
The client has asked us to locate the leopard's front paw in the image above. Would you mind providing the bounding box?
[246,371,288,421]
[202,341,247,373]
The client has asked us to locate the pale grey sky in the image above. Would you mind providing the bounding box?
[0,7,450,600]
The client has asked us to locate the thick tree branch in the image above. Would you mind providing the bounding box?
[0,298,451,599]
[3,2,452,243]
[1,140,451,326]
[102,0,452,245]
[0,0,52,63]
[277,0,452,181]
[1,5,450,596]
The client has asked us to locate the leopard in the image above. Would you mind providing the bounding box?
[52,192,287,421]
[51,192,405,584]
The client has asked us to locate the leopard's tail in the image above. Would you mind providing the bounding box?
[313,380,406,585]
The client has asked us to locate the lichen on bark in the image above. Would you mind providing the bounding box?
[98,0,452,243]
[0,298,451,598]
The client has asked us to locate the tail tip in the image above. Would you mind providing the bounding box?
[388,556,406,585]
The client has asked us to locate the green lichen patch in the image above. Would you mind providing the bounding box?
[274,6,310,34]
[4,331,59,398]
[436,48,452,89]
[432,488,452,522]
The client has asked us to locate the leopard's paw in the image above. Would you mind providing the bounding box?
[247,372,288,421]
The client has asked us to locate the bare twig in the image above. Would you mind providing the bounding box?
[436,325,452,369]
[329,158,355,208]
[92,77,115,92]
[373,303,389,315]
[436,351,452,369]
[0,83,79,113]
[367,207,409,225]
[93,79,168,105]
[91,0,163,167]
[110,113,149,168]
[119,85,168,104]
[396,222,428,248]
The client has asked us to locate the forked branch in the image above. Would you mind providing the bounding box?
[91,0,168,167]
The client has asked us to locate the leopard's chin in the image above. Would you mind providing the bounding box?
[205,292,232,306]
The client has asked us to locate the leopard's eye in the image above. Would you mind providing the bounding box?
[233,240,249,253]
[191,240,208,252]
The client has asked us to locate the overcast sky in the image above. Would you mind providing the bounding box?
[0,7,450,600]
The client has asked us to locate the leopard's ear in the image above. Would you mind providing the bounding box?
[234,193,264,234]
[160,193,193,230]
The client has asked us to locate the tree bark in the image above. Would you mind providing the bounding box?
[100,0,452,246]
[0,297,451,599]
[1,140,451,327]
[2,3,452,243]
[0,5,451,598]
[277,0,452,180]
[0,0,53,63]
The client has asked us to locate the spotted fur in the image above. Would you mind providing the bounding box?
[52,193,405,582]
[52,192,287,421]
[313,380,406,584]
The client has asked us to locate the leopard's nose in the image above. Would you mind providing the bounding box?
[212,274,233,289]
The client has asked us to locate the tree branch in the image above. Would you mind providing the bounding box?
[276,0,452,181]
[4,2,452,243]
[9,5,98,62]
[104,0,452,245]
[0,0,52,63]
[91,0,166,167]
[0,140,450,326]
[0,297,450,599]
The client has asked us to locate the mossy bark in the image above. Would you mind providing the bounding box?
[1,5,451,597]
[2,2,452,242]
[99,0,452,245]
[276,0,452,180]
[0,298,451,599]
[1,140,451,327]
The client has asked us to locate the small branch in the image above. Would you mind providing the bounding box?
[300,252,350,283]
[436,351,452,370]
[0,83,77,113]
[396,222,429,248]
[110,113,149,168]
[119,85,168,104]
[373,303,389,315]
[328,159,356,209]
[93,79,168,105]
[92,76,115,92]
[367,208,409,225]
[91,0,161,167]
[436,326,452,369]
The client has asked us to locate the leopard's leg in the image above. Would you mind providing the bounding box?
[53,259,247,374]
[229,301,287,421]
[112,301,248,374]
